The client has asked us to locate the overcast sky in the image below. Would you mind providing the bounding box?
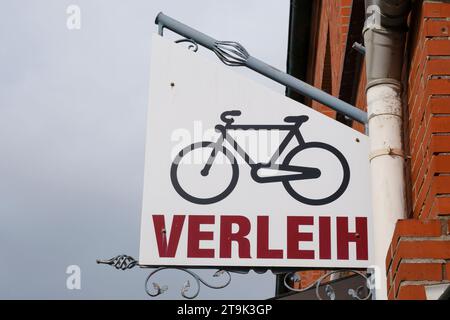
[0,1,289,299]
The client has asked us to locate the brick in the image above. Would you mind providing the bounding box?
[421,192,435,219]
[427,59,450,76]
[430,97,450,114]
[433,155,450,174]
[427,79,450,95]
[423,2,450,18]
[417,155,450,184]
[409,93,430,143]
[396,240,450,260]
[393,262,442,295]
[414,155,450,217]
[430,116,450,133]
[433,176,450,194]
[390,219,442,253]
[387,244,394,274]
[341,6,352,16]
[423,117,447,149]
[425,20,450,37]
[412,146,426,187]
[387,264,394,289]
[408,60,422,90]
[426,39,450,56]
[430,197,450,217]
[390,240,450,275]
[410,47,425,84]
[411,112,428,152]
[397,262,442,282]
[414,176,450,218]
[446,263,450,281]
[340,0,352,7]
[388,286,395,300]
[411,127,429,179]
[397,285,427,300]
[341,16,350,25]
[430,135,450,154]
[413,176,431,218]
[414,136,450,190]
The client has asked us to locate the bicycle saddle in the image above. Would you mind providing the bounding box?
[221,110,242,124]
[284,115,309,124]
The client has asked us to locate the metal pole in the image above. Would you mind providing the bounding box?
[155,12,368,124]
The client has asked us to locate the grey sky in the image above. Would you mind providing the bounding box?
[0,0,289,299]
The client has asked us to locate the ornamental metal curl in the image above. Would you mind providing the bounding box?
[213,41,249,66]
[97,255,232,299]
[96,254,139,270]
[174,38,199,52]
[145,267,231,299]
[283,269,372,300]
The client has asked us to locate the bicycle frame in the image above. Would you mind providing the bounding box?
[216,122,304,167]
[202,120,321,183]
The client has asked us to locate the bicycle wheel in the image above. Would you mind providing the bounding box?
[282,142,350,206]
[171,141,239,205]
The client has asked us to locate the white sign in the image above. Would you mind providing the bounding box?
[139,34,373,268]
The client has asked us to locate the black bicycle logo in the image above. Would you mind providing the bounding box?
[171,110,350,206]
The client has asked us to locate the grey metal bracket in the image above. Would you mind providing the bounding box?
[155,12,368,124]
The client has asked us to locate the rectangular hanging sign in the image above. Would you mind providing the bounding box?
[139,34,373,268]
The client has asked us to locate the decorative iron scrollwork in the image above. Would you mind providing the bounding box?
[283,269,373,300]
[97,255,372,300]
[145,267,231,299]
[97,255,231,299]
[96,255,139,270]
[175,38,199,52]
[213,41,249,66]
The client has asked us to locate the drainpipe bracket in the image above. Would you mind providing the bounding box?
[363,23,409,36]
[369,147,405,161]
[368,112,402,121]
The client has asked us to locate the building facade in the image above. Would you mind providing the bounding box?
[283,0,450,299]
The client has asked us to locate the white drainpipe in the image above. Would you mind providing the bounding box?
[363,0,410,300]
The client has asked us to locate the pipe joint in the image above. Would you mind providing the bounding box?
[365,0,410,30]
[366,78,402,92]
[363,27,406,88]
[364,1,410,87]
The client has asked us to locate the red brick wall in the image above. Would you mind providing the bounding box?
[304,0,450,299]
[409,2,450,219]
[353,62,367,133]
[386,0,450,300]
[309,0,353,118]
[386,219,450,299]
[301,0,355,288]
